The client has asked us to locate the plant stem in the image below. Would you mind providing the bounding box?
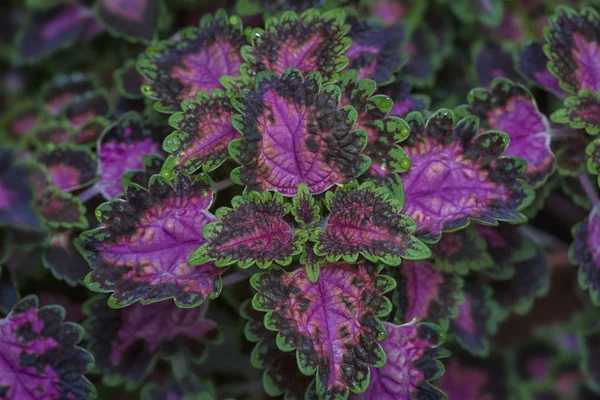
[579,173,600,210]
[78,184,101,203]
[222,271,249,286]
[213,178,234,192]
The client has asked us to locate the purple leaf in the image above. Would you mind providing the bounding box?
[430,226,493,275]
[0,295,94,399]
[391,260,464,328]
[401,110,533,242]
[1,102,40,142]
[241,9,350,81]
[545,6,600,94]
[97,112,167,200]
[95,0,161,43]
[37,144,97,192]
[63,91,112,129]
[551,131,589,176]
[190,190,304,269]
[251,263,395,399]
[291,182,320,228]
[477,224,536,280]
[37,186,88,229]
[229,68,370,196]
[468,78,555,188]
[43,230,92,285]
[314,181,430,266]
[570,208,600,305]
[475,41,520,87]
[449,278,498,356]
[345,16,404,84]
[240,299,315,399]
[518,42,567,98]
[40,73,95,117]
[115,59,147,99]
[552,90,600,135]
[138,10,246,112]
[84,296,218,387]
[352,321,448,400]
[76,174,223,308]
[514,340,557,382]
[161,90,240,176]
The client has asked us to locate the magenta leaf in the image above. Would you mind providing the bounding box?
[467,78,555,188]
[95,0,161,43]
[115,59,146,99]
[338,71,411,197]
[552,90,600,136]
[241,9,350,81]
[291,183,320,228]
[83,296,219,387]
[570,208,600,305]
[137,10,246,112]
[431,226,493,275]
[313,181,430,266]
[352,321,448,400]
[475,41,520,87]
[449,278,499,356]
[76,173,223,308]
[390,260,464,329]
[97,112,168,200]
[545,6,600,94]
[190,190,305,269]
[251,263,395,399]
[0,149,44,232]
[229,68,370,196]
[40,73,95,117]
[37,144,97,192]
[518,42,567,99]
[401,109,533,242]
[43,230,92,285]
[37,186,88,229]
[62,91,112,129]
[161,90,240,176]
[0,295,95,399]
[345,16,404,84]
[240,299,315,399]
[141,375,216,400]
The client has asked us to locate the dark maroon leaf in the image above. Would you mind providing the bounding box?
[95,0,161,43]
[37,144,97,192]
[570,208,600,305]
[63,91,112,129]
[43,230,92,285]
[40,73,95,116]
[518,41,567,98]
[430,226,493,275]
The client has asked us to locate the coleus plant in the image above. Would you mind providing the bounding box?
[2,1,600,400]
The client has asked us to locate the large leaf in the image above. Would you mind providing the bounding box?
[229,67,370,196]
[251,263,395,399]
[76,174,223,308]
[0,295,95,399]
[401,109,533,242]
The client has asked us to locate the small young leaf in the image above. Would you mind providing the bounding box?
[242,9,350,81]
[431,226,493,275]
[137,10,246,112]
[0,295,95,399]
[95,0,161,43]
[570,208,600,305]
[84,296,218,388]
[230,68,370,195]
[518,41,567,99]
[37,144,97,192]
[38,186,88,229]
[401,110,533,242]
[353,321,448,400]
[191,190,304,269]
[251,263,395,399]
[77,174,223,308]
[552,90,600,136]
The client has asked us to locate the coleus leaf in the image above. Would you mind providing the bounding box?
[0,266,18,315]
[401,109,533,242]
[352,321,448,400]
[570,207,600,305]
[430,225,493,275]
[114,59,146,99]
[235,0,347,15]
[190,190,305,269]
[514,340,557,383]
[579,321,600,395]
[43,230,92,285]
[37,144,97,192]
[313,180,430,266]
[76,174,223,308]
[251,263,395,399]
[241,9,350,81]
[345,16,404,84]
[338,70,411,196]
[95,0,161,43]
[436,348,510,400]
[62,91,112,129]
[391,260,464,329]
[587,139,600,185]
[241,299,315,400]
[30,122,74,147]
[121,153,165,189]
[0,101,41,142]
[477,224,536,280]
[0,148,44,232]
[475,41,520,87]
[141,375,216,400]
[467,78,555,188]
[161,89,240,176]
[73,117,110,146]
[0,295,95,399]
[449,277,499,356]
[382,79,429,118]
[552,90,600,135]
[517,41,567,99]
[97,112,167,199]
[449,0,504,27]
[229,68,370,196]
[544,6,600,95]
[291,182,320,228]
[40,73,95,117]
[37,186,88,229]
[137,9,246,112]
[83,296,219,388]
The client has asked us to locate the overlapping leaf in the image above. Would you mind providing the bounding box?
[430,225,493,275]
[553,90,600,135]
